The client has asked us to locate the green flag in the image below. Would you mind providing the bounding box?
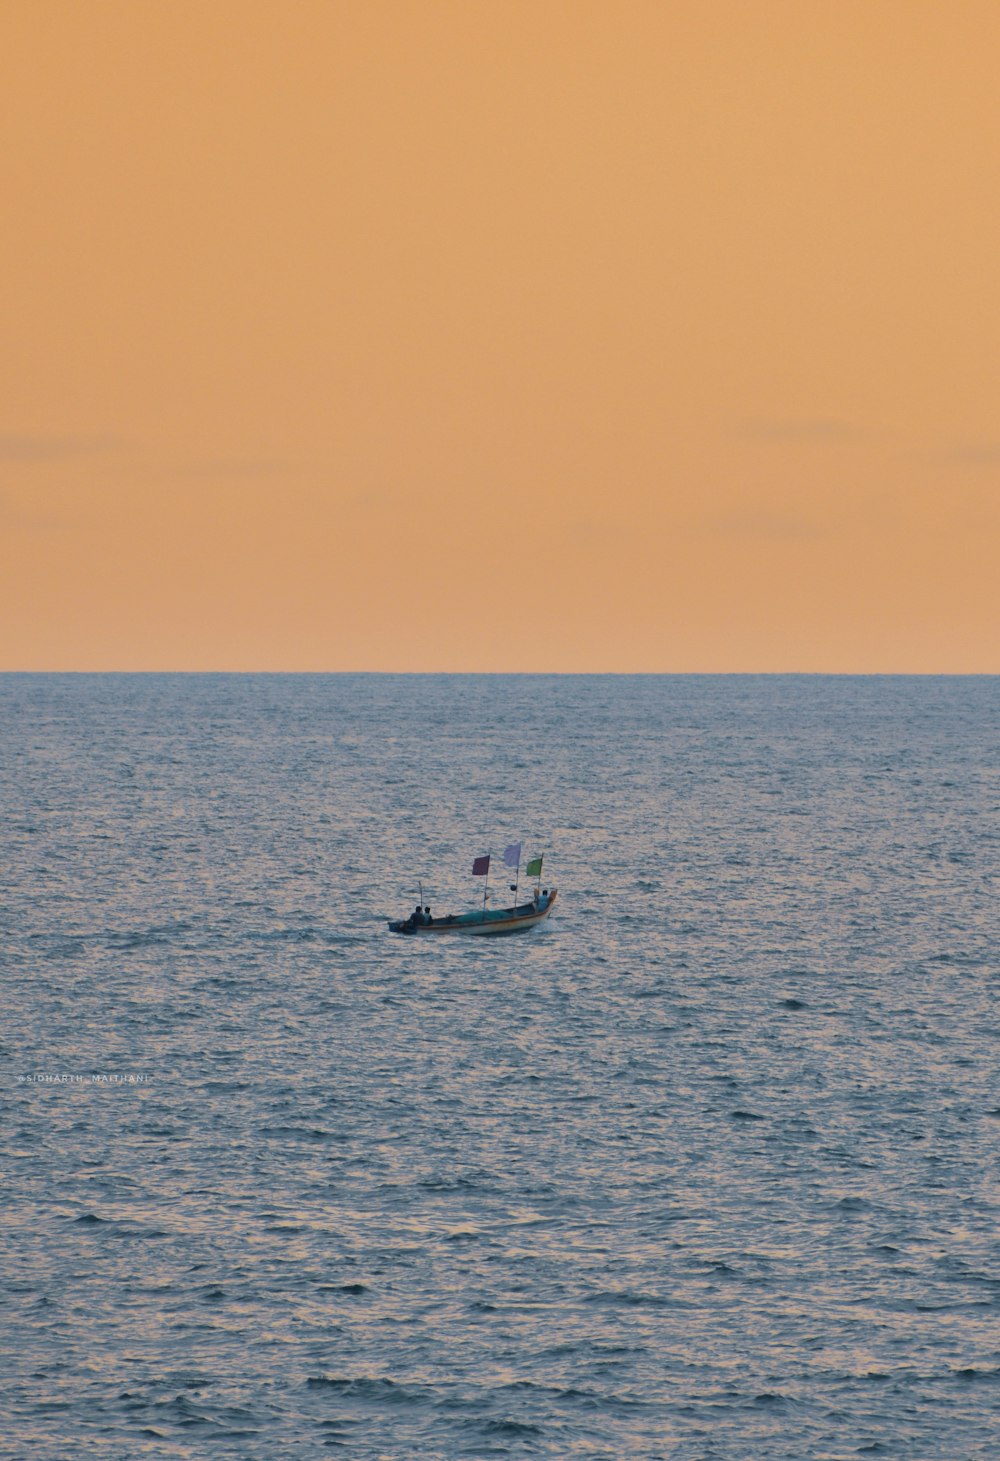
[526,855,543,878]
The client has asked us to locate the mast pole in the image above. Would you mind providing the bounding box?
[482,857,489,920]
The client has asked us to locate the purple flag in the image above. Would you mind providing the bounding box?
[503,842,522,868]
[472,854,490,877]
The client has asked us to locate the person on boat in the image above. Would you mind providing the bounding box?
[406,904,423,929]
[423,906,432,924]
[534,888,550,911]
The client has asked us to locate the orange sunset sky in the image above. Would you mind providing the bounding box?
[2,0,998,671]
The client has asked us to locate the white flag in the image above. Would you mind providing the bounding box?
[502,841,522,868]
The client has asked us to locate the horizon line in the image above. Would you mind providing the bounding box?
[2,668,998,679]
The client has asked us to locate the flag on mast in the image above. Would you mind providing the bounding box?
[526,855,543,878]
[472,854,490,876]
[502,842,522,868]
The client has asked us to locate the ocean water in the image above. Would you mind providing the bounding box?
[3,672,999,1460]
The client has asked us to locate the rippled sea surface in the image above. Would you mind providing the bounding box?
[3,674,1000,1459]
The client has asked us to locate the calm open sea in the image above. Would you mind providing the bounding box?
[3,673,999,1459]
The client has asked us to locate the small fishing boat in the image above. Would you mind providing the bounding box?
[388,845,557,937]
[389,889,557,937]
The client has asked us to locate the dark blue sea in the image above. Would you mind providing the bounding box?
[3,674,1000,1459]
